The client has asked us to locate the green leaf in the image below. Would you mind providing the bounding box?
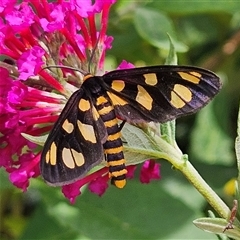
[134,7,188,52]
[160,120,176,146]
[21,132,47,146]
[193,217,240,240]
[121,123,159,165]
[148,1,240,14]
[190,101,234,165]
[165,34,178,65]
[19,202,80,240]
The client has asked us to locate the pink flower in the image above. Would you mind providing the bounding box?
[88,174,109,197]
[4,2,35,31]
[63,168,109,203]
[126,165,137,179]
[8,153,40,191]
[0,0,161,202]
[117,60,135,70]
[17,46,45,80]
[140,160,161,184]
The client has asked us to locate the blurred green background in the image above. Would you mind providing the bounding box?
[1,1,240,239]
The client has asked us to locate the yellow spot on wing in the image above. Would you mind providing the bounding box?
[49,142,57,165]
[77,120,97,143]
[177,72,201,84]
[111,80,125,92]
[92,106,100,121]
[190,71,201,78]
[144,73,158,86]
[62,119,74,133]
[46,151,50,164]
[171,92,185,109]
[170,84,192,108]
[74,152,85,166]
[107,91,128,106]
[62,148,74,168]
[79,98,90,111]
[136,85,153,110]
[96,96,108,106]
[62,148,85,168]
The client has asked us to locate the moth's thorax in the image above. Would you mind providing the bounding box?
[82,74,94,82]
[82,75,106,96]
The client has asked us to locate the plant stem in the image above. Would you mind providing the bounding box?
[153,134,231,220]
[180,160,230,219]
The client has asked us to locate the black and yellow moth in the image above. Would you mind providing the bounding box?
[40,65,221,188]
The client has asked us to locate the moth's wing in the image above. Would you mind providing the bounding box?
[40,89,108,186]
[102,65,221,123]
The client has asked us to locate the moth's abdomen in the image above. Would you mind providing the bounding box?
[95,95,127,188]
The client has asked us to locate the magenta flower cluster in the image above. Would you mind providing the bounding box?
[0,0,160,203]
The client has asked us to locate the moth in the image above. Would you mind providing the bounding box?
[40,65,221,187]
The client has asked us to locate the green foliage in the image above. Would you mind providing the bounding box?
[19,167,218,240]
[190,101,234,165]
[134,7,188,52]
[1,1,239,240]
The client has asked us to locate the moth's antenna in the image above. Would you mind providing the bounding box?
[42,65,88,76]
[88,36,101,74]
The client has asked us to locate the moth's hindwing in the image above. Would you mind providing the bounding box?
[40,89,108,186]
[103,65,221,123]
